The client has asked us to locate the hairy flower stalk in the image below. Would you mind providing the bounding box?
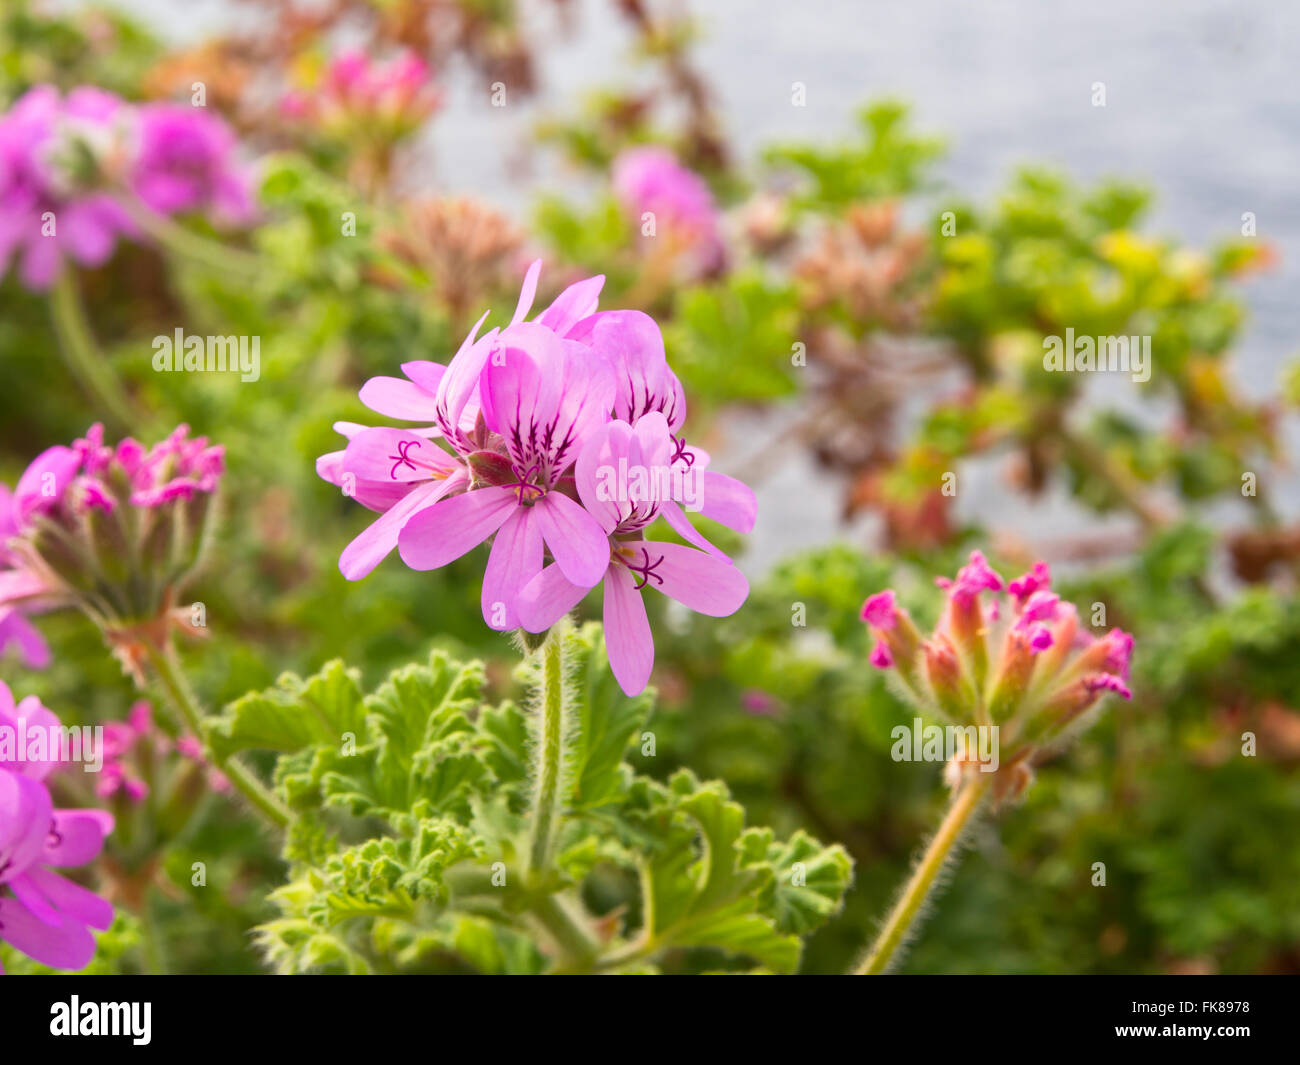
[49,270,138,434]
[525,622,570,876]
[854,551,1135,974]
[855,772,990,975]
[140,638,289,829]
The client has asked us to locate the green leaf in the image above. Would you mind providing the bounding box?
[565,622,652,809]
[206,659,366,760]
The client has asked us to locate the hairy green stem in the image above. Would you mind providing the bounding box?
[144,639,292,830]
[526,625,567,876]
[855,773,990,974]
[49,269,137,434]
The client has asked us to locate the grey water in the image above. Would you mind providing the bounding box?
[66,0,1300,574]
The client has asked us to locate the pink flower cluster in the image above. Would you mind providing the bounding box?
[612,147,726,275]
[71,423,225,511]
[0,424,224,665]
[319,260,756,695]
[0,681,114,972]
[100,700,229,802]
[0,84,254,290]
[861,551,1134,732]
[282,50,441,135]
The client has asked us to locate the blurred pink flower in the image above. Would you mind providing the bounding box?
[612,146,725,274]
[0,85,135,290]
[0,681,113,973]
[131,103,255,224]
[0,84,255,291]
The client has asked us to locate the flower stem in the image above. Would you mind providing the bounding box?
[49,269,137,434]
[855,772,990,974]
[529,892,601,970]
[526,624,568,876]
[122,199,260,278]
[144,639,292,830]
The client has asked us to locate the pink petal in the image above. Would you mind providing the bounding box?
[342,428,457,483]
[640,541,749,616]
[0,612,51,670]
[659,500,731,561]
[0,897,96,970]
[0,772,53,874]
[399,360,446,394]
[43,809,114,866]
[480,327,565,458]
[575,419,636,533]
[339,475,464,580]
[19,234,60,290]
[518,562,595,633]
[603,564,654,696]
[536,274,605,336]
[14,445,80,523]
[358,376,441,421]
[533,491,611,588]
[480,507,543,630]
[397,485,517,571]
[701,471,757,533]
[512,258,542,324]
[18,866,113,929]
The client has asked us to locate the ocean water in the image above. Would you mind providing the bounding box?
[66,0,1300,572]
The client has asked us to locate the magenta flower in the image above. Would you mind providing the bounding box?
[322,259,756,691]
[0,85,135,290]
[518,412,748,695]
[131,103,255,224]
[397,321,616,629]
[0,440,88,667]
[324,260,606,585]
[0,84,254,291]
[0,682,114,973]
[860,552,1135,798]
[97,700,229,802]
[612,146,725,274]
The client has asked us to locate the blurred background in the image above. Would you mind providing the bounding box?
[3,0,1298,973]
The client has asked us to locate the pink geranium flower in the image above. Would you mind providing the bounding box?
[321,258,757,693]
[860,552,1135,796]
[0,682,114,973]
[518,412,748,695]
[0,84,254,291]
[0,85,135,290]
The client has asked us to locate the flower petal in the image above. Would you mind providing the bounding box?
[397,484,517,571]
[339,475,464,580]
[518,562,594,633]
[481,507,543,630]
[358,376,441,421]
[43,809,114,866]
[533,491,610,588]
[0,896,96,970]
[603,564,654,696]
[701,471,757,533]
[640,541,749,616]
